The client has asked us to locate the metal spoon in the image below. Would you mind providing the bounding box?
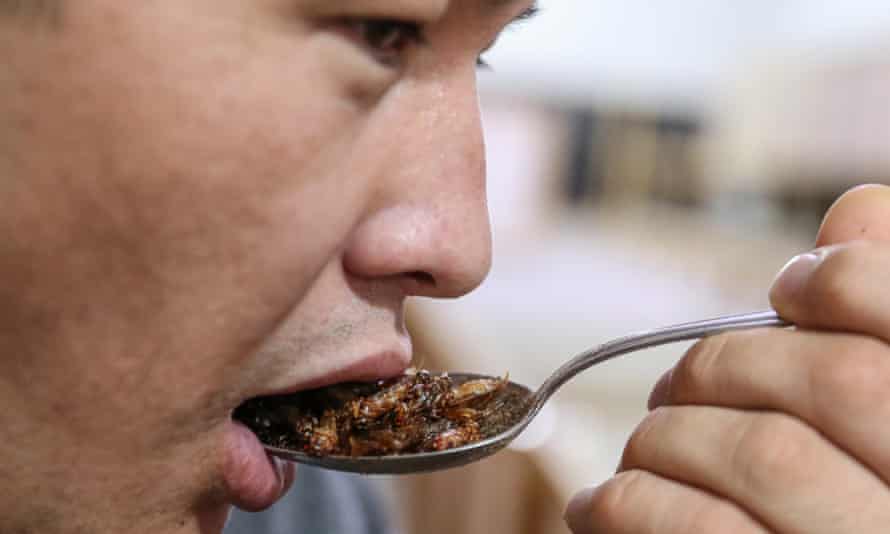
[264,310,790,474]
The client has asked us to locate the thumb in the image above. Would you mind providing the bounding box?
[769,184,890,338]
[816,184,890,247]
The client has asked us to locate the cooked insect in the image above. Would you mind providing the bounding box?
[234,369,519,457]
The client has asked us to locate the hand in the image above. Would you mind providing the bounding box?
[565,184,890,533]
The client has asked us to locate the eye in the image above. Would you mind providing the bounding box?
[341,19,425,67]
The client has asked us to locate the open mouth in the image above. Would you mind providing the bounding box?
[232,369,518,458]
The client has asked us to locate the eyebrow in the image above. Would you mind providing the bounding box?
[478,0,538,55]
[500,0,539,25]
[515,4,539,22]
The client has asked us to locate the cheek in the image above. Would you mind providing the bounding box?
[54,5,381,314]
[1,4,389,412]
[114,44,366,290]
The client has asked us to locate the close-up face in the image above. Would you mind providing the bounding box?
[0,0,534,532]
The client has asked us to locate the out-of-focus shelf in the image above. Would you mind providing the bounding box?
[705,44,890,197]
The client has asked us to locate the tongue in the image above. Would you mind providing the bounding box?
[223,420,296,512]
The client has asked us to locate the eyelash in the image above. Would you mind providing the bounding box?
[344,19,490,69]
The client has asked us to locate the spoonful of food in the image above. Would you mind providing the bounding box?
[234,310,790,475]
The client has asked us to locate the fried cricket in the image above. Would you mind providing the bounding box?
[234,369,519,457]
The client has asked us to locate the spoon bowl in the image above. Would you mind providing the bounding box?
[264,311,790,474]
[264,373,534,475]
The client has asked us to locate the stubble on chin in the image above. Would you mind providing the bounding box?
[0,436,234,534]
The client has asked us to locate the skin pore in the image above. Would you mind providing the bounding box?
[0,1,534,533]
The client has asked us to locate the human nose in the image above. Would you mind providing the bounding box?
[342,71,492,299]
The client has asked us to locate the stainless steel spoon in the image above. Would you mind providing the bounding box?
[264,310,790,474]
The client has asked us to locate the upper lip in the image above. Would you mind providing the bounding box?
[301,350,412,390]
[248,349,412,400]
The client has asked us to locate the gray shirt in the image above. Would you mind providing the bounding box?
[225,467,398,534]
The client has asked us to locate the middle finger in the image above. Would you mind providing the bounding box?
[619,405,890,534]
[649,328,890,484]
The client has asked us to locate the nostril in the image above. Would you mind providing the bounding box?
[407,271,436,287]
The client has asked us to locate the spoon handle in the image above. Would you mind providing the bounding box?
[533,310,791,412]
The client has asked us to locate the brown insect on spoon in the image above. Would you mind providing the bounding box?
[264,310,790,474]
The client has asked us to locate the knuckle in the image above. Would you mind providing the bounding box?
[805,244,866,310]
[673,335,730,399]
[730,413,815,495]
[622,408,671,467]
[683,500,754,533]
[810,336,890,413]
[588,470,648,528]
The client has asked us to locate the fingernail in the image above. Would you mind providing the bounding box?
[564,486,598,534]
[647,369,672,410]
[770,250,826,301]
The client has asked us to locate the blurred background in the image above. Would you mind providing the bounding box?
[229,1,890,532]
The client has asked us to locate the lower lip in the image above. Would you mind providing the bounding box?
[222,419,295,512]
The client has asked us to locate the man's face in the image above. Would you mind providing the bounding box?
[0,0,533,531]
